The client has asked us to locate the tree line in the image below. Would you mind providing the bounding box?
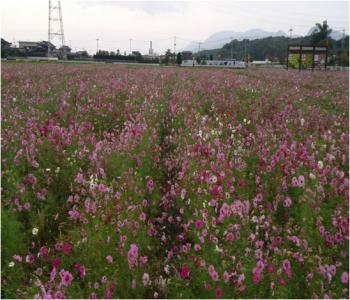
[199,21,349,66]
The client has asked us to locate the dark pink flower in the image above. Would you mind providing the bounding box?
[279,277,287,286]
[63,243,71,256]
[195,220,204,229]
[180,265,190,279]
[215,287,222,298]
[52,257,60,268]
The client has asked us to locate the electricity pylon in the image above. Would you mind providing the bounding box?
[48,0,65,57]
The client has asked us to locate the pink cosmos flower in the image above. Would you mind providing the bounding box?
[106,255,113,263]
[226,232,234,241]
[54,291,64,299]
[68,207,80,220]
[127,244,139,269]
[237,274,245,285]
[139,212,146,221]
[131,279,136,289]
[98,183,106,193]
[208,265,219,281]
[55,242,63,252]
[283,197,292,208]
[329,265,336,276]
[283,259,291,271]
[79,265,86,279]
[142,199,148,208]
[59,269,74,287]
[341,272,348,284]
[27,174,37,186]
[139,256,148,266]
[291,177,298,187]
[252,268,262,284]
[13,255,22,262]
[39,246,49,260]
[298,175,305,187]
[195,220,204,229]
[50,267,57,283]
[75,173,84,184]
[147,179,154,193]
[223,271,230,283]
[26,254,35,264]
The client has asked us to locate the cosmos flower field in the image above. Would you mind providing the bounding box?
[1,62,349,299]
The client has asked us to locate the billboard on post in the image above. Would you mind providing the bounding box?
[287,45,328,71]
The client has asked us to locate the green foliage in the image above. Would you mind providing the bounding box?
[1,208,27,263]
[176,52,182,65]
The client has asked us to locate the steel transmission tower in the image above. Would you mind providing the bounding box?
[48,0,65,57]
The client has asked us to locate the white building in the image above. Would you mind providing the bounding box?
[181,59,246,68]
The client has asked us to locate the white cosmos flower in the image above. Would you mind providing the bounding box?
[8,261,15,268]
[318,161,324,169]
[32,227,39,235]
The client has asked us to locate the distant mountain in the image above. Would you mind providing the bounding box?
[182,29,287,52]
[307,26,345,40]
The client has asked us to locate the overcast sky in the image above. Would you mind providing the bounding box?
[1,0,348,54]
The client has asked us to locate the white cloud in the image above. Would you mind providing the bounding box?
[77,1,187,15]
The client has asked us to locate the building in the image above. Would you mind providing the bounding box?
[59,45,71,53]
[18,41,56,56]
[1,38,12,50]
[181,59,246,68]
[251,59,272,66]
[131,51,142,58]
[181,51,193,60]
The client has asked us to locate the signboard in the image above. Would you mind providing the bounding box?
[287,45,328,71]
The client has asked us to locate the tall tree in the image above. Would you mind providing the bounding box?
[312,20,332,45]
[176,52,182,65]
[164,49,172,65]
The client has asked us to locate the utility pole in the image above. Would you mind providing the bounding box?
[48,0,51,58]
[174,36,176,55]
[325,21,328,47]
[129,39,132,54]
[289,28,293,38]
[230,36,233,59]
[96,38,99,53]
[198,42,201,53]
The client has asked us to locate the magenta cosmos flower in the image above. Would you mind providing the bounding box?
[180,265,190,279]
